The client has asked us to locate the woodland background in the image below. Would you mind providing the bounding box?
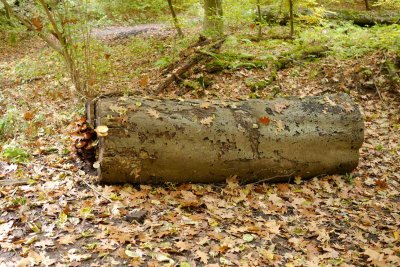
[0,0,399,266]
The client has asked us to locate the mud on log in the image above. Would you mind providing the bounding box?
[86,94,364,184]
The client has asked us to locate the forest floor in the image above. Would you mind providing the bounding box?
[0,21,400,267]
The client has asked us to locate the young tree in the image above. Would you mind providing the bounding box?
[203,0,223,36]
[167,0,184,37]
[364,0,370,10]
[0,0,92,95]
[256,0,262,39]
[288,0,294,37]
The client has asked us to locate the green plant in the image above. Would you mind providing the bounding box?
[1,0,95,96]
[0,107,17,139]
[344,173,354,184]
[1,145,30,163]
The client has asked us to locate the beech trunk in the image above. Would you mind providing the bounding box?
[86,94,364,184]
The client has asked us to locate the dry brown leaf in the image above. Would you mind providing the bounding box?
[68,253,91,262]
[324,96,336,106]
[147,108,160,119]
[275,120,284,132]
[342,102,354,113]
[274,103,289,113]
[23,111,35,121]
[199,102,211,109]
[200,116,214,126]
[364,247,384,263]
[195,250,209,264]
[139,75,149,87]
[58,234,77,245]
[175,241,192,251]
[31,17,43,31]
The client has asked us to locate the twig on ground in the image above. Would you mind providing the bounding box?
[0,179,30,186]
[245,171,296,185]
[374,81,386,106]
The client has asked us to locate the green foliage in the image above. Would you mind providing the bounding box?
[1,145,30,163]
[344,173,354,184]
[245,78,272,91]
[373,0,400,9]
[0,106,17,139]
[14,51,61,80]
[296,22,400,58]
[93,0,197,23]
[155,57,172,69]
[12,197,27,206]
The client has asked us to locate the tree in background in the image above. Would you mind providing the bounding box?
[203,0,223,37]
[0,0,93,95]
[167,0,184,37]
[256,0,262,39]
[364,0,371,10]
[288,0,294,37]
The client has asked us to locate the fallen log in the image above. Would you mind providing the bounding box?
[261,7,399,27]
[86,93,364,184]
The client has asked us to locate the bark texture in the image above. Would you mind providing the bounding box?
[87,94,364,184]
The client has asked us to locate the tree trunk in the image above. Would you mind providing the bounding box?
[86,94,364,184]
[288,0,294,37]
[167,0,184,37]
[203,0,223,37]
[364,0,370,11]
[256,0,262,39]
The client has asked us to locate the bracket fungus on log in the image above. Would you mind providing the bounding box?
[86,93,364,184]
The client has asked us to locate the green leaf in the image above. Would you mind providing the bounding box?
[1,146,30,163]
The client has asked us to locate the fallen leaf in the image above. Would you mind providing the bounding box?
[375,179,388,189]
[324,96,336,106]
[147,108,160,119]
[243,234,254,242]
[200,116,214,126]
[125,249,143,259]
[109,105,127,115]
[258,116,270,125]
[274,103,289,113]
[58,234,77,245]
[31,17,43,31]
[175,241,192,251]
[23,112,35,121]
[155,253,174,263]
[200,102,211,109]
[195,250,209,264]
[275,120,284,132]
[139,76,149,87]
[342,102,354,113]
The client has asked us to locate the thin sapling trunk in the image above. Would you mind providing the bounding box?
[167,0,184,37]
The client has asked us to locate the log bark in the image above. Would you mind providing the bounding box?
[87,93,364,184]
